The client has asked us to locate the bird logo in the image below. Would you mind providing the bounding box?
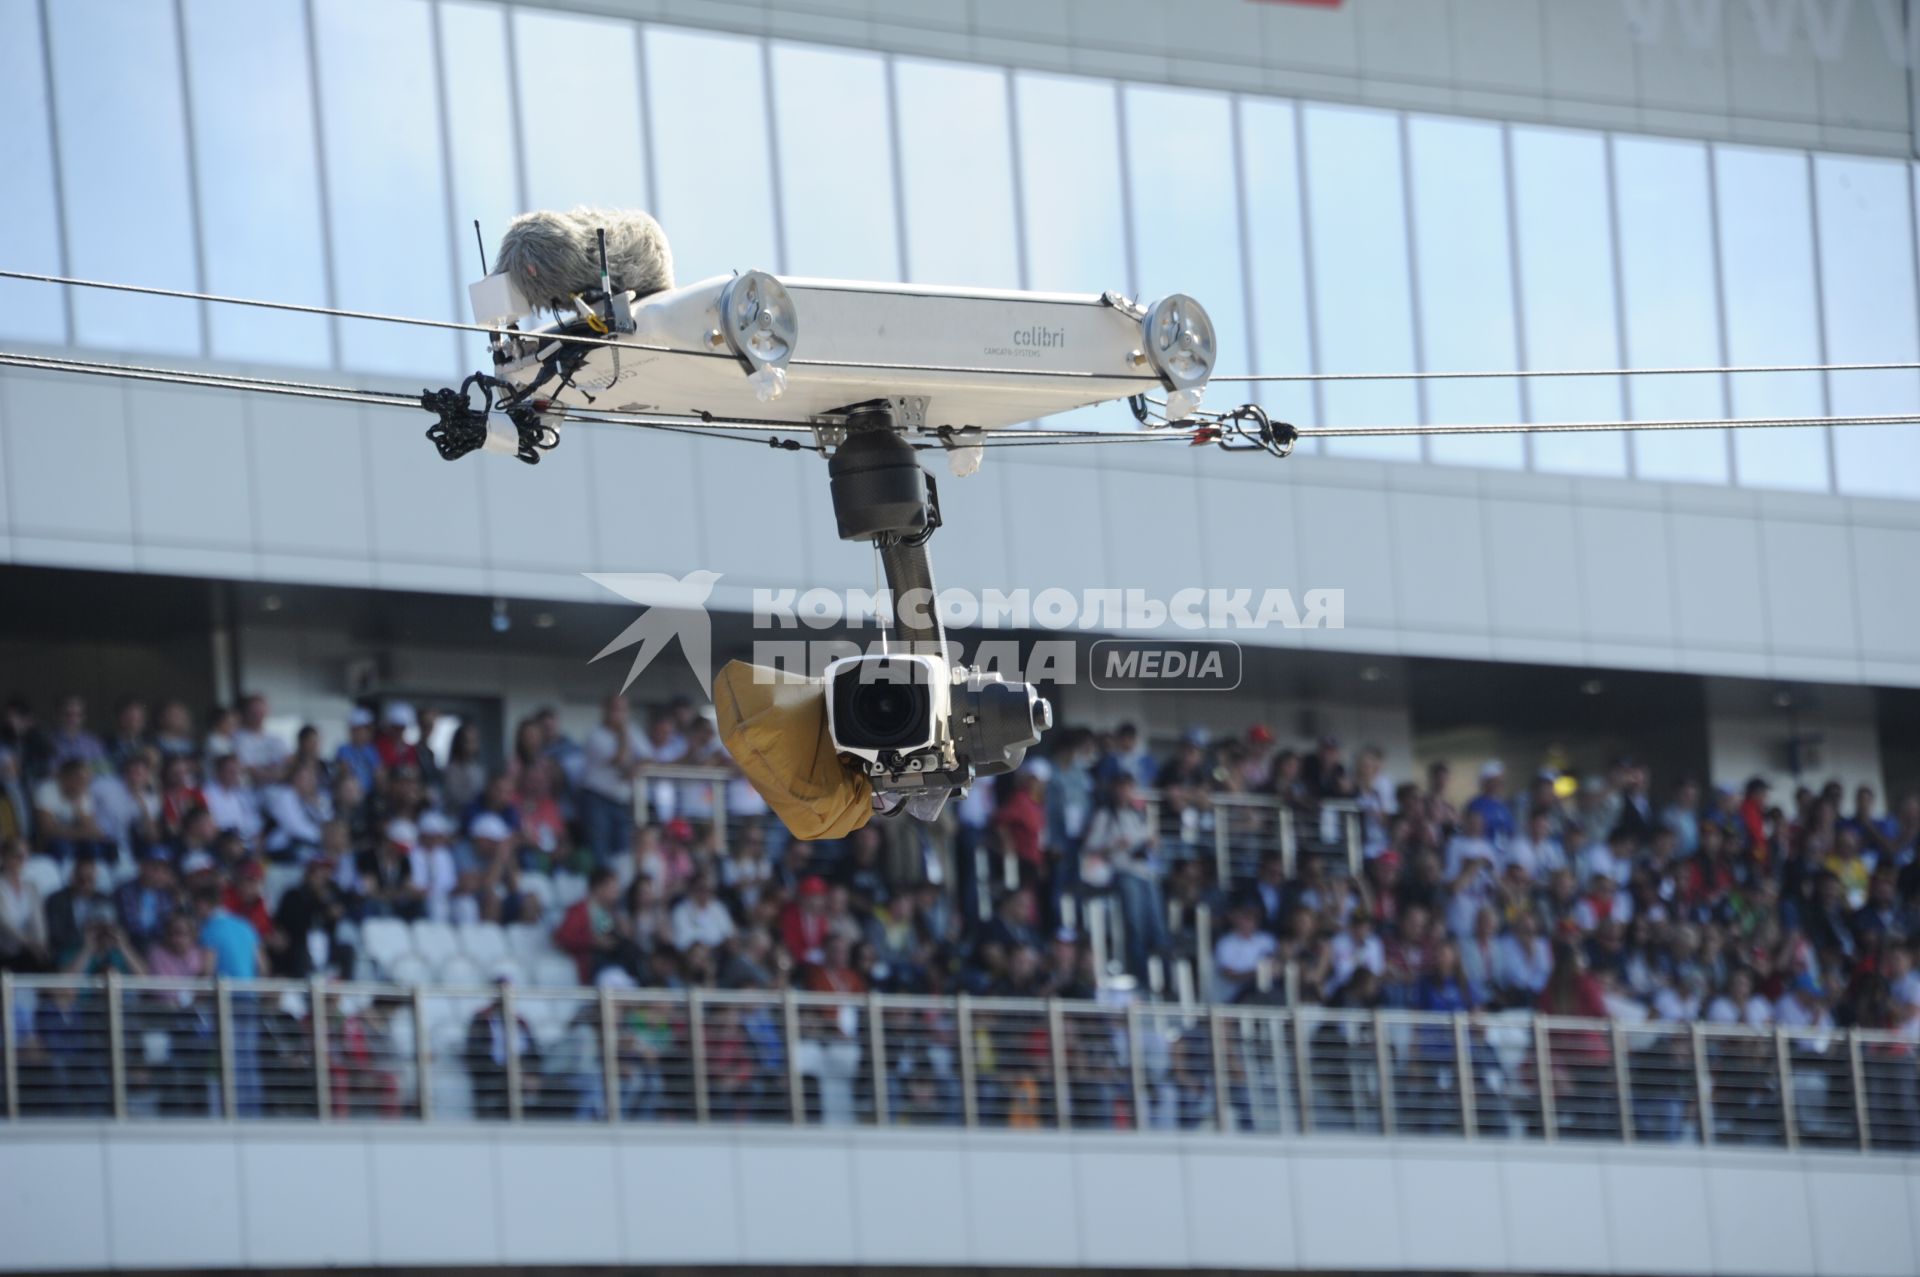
[584,570,723,697]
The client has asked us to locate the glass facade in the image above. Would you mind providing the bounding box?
[1613,135,1728,485]
[1714,145,1830,492]
[771,44,899,280]
[181,0,334,367]
[1405,114,1524,472]
[46,0,202,356]
[8,0,1920,499]
[1509,125,1629,478]
[311,0,459,376]
[1813,155,1920,500]
[1300,103,1420,463]
[0,0,67,345]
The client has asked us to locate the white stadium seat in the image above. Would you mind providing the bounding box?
[531,955,580,988]
[410,918,460,967]
[361,917,414,974]
[553,870,587,908]
[522,995,575,1049]
[517,872,556,914]
[435,954,484,987]
[456,921,508,965]
[507,923,555,964]
[425,1018,476,1119]
[384,954,431,987]
[384,1013,422,1111]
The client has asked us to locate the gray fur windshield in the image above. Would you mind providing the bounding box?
[492,207,675,312]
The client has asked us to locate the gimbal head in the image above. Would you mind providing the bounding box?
[819,404,1048,810]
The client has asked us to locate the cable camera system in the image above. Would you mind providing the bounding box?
[414,208,1267,819]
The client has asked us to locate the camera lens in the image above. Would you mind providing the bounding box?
[843,679,932,750]
[852,683,918,742]
[831,657,935,753]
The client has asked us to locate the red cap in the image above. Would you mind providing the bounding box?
[666,818,694,842]
[799,875,829,898]
[1248,723,1275,745]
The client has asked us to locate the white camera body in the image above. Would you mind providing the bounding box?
[823,652,1051,801]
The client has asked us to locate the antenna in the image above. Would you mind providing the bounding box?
[595,226,635,332]
[473,220,489,275]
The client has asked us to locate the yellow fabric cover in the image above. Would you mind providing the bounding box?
[713,660,872,841]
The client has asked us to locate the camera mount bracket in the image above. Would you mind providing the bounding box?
[826,404,947,662]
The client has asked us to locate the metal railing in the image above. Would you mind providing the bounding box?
[4,973,1915,1152]
[634,763,734,850]
[1145,792,1362,885]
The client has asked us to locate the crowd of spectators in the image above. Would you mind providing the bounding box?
[2,687,1918,1136]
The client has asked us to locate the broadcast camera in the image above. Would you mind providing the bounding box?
[825,654,1052,793]
[820,413,1052,811]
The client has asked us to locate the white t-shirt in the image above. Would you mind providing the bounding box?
[582,724,648,804]
[1214,930,1277,982]
[90,775,159,850]
[263,784,333,852]
[410,846,460,921]
[641,736,690,820]
[1773,995,1830,1031]
[203,780,263,841]
[1706,994,1773,1028]
[671,896,736,951]
[1328,930,1385,990]
[1653,986,1700,1023]
[722,852,772,905]
[1579,843,1631,888]
[1496,934,1553,995]
[233,727,291,777]
[1507,834,1567,879]
[1444,839,1500,937]
[1444,834,1500,882]
[0,878,46,955]
[32,778,91,827]
[1083,805,1154,866]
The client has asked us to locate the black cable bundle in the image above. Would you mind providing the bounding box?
[420,378,492,461]
[420,372,559,465]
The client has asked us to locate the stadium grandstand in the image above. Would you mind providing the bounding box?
[4,677,1918,1141]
